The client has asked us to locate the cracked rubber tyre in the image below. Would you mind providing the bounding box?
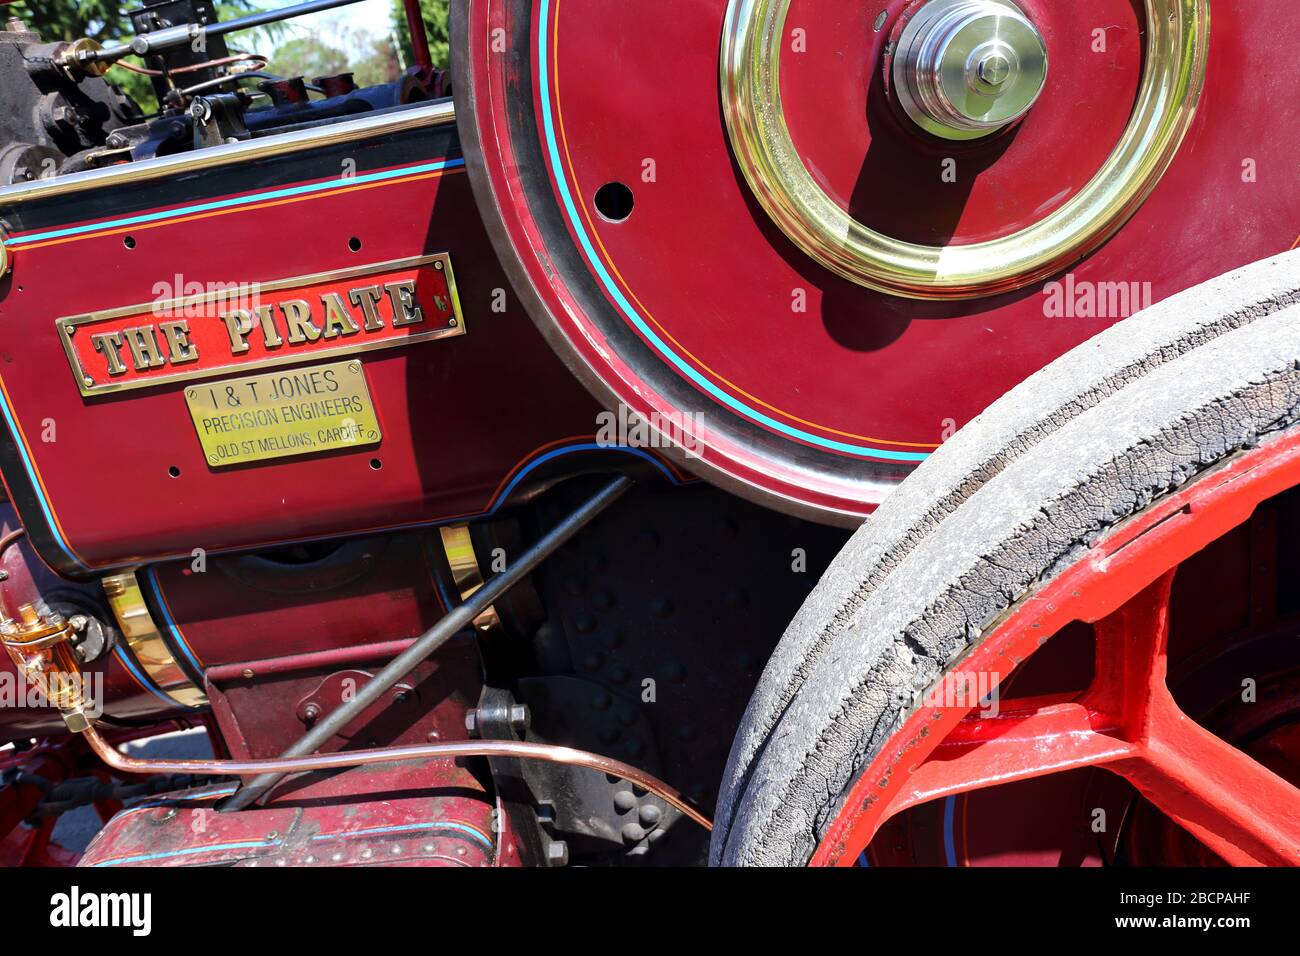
[711,251,1300,866]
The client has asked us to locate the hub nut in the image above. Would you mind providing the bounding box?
[892,0,1048,141]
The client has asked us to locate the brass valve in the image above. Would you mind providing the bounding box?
[0,602,90,732]
[53,38,110,78]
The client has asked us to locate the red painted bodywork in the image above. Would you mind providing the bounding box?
[0,139,605,574]
[203,631,481,761]
[78,760,508,867]
[798,0,1143,246]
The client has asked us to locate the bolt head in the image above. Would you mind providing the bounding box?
[545,840,569,866]
[509,703,530,731]
[977,53,1011,87]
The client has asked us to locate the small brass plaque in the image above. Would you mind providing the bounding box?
[184,360,381,468]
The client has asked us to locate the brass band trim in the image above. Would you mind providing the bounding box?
[438,524,501,631]
[720,0,1210,299]
[0,100,455,209]
[102,571,208,708]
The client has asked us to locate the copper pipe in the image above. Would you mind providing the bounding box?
[0,528,25,559]
[112,53,268,77]
[81,723,712,831]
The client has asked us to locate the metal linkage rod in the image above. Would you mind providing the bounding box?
[74,0,370,68]
[220,475,633,811]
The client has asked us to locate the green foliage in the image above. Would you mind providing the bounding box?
[268,27,403,88]
[350,35,403,87]
[5,1,261,42]
[3,0,450,109]
[268,35,350,80]
[6,1,263,111]
[389,0,449,69]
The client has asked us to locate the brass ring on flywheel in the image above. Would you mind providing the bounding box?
[720,0,1210,300]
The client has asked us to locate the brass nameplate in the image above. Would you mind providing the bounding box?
[183,360,381,468]
[59,253,464,397]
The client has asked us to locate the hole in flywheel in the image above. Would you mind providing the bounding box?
[594,182,634,222]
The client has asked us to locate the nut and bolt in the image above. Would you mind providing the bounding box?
[509,704,530,731]
[544,839,569,867]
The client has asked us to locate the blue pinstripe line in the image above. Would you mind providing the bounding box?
[492,442,677,506]
[125,443,669,660]
[139,565,204,677]
[943,795,958,867]
[311,820,493,851]
[96,785,240,829]
[537,3,929,464]
[8,158,465,246]
[90,838,278,867]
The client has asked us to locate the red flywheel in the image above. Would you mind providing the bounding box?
[452,0,1300,523]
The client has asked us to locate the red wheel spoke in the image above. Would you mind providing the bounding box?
[892,572,1180,816]
[895,696,1132,813]
[1114,688,1300,866]
[1086,571,1173,733]
[1088,570,1300,865]
[904,570,1300,864]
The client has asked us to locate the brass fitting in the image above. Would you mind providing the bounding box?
[54,38,109,78]
[0,601,90,732]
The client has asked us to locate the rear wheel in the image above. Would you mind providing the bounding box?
[712,252,1300,866]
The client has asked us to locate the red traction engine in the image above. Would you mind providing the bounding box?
[0,0,1298,868]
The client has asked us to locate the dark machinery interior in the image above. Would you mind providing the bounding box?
[0,0,442,183]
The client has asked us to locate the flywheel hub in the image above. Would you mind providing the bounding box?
[893,0,1048,140]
